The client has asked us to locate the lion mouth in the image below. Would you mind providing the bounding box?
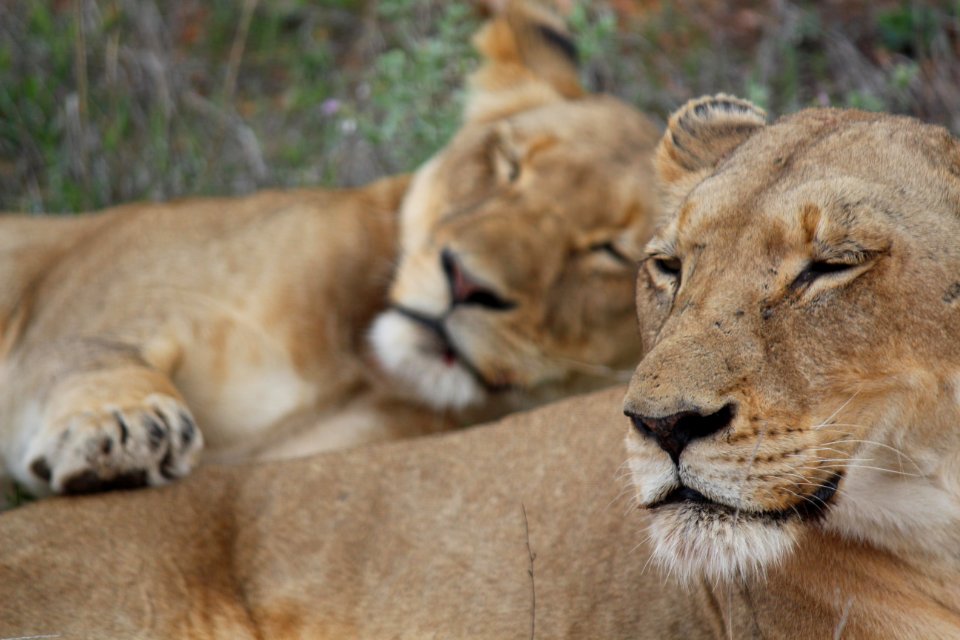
[648,471,843,523]
[390,305,512,393]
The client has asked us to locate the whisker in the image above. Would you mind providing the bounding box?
[794,457,872,465]
[811,390,862,430]
[816,423,873,430]
[545,354,634,379]
[786,446,850,459]
[605,484,636,512]
[782,486,832,509]
[632,529,656,563]
[518,336,634,381]
[776,488,807,520]
[795,463,921,478]
[639,546,658,577]
[835,464,921,478]
[809,446,851,455]
[785,482,850,499]
[819,438,923,473]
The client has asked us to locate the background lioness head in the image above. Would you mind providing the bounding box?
[625,95,960,583]
[371,1,661,413]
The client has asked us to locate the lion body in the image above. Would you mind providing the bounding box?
[0,2,661,497]
[0,178,449,493]
[1,389,957,638]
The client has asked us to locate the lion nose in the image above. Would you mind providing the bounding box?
[625,403,736,464]
[441,249,516,311]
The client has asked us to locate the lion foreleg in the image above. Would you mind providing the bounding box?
[6,336,202,495]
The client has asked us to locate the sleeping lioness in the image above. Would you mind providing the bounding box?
[2,98,959,638]
[0,1,660,498]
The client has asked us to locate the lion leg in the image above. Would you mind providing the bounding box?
[8,340,202,496]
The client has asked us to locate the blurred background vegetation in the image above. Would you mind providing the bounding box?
[1,0,958,213]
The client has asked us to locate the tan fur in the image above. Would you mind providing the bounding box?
[0,1,661,498]
[2,100,960,638]
[1,387,957,638]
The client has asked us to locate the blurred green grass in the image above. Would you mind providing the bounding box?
[1,0,958,213]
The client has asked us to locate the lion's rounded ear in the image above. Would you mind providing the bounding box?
[656,94,767,213]
[466,0,584,123]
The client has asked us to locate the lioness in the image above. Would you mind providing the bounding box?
[0,1,660,498]
[2,98,959,638]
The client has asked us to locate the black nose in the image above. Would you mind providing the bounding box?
[625,403,736,464]
[441,249,516,311]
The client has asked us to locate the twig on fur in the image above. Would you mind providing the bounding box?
[834,596,855,639]
[522,503,537,640]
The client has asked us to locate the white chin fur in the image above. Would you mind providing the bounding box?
[626,435,798,585]
[646,503,798,585]
[370,311,486,411]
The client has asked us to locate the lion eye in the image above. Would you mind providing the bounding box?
[791,259,859,290]
[652,256,682,278]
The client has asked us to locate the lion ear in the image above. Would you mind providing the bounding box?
[465,0,585,123]
[656,94,767,213]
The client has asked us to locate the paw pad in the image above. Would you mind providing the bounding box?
[22,394,203,495]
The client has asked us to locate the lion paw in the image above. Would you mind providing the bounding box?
[23,394,203,495]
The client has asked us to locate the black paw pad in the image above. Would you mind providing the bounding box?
[62,469,149,495]
[179,412,197,447]
[145,416,166,450]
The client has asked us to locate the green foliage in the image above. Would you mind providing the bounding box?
[3,482,35,509]
[355,1,479,171]
[843,90,886,112]
[567,2,617,68]
[745,78,771,112]
[877,3,939,55]
[1,0,958,214]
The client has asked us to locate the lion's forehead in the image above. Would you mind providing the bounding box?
[421,152,652,241]
[686,113,958,228]
[675,160,951,259]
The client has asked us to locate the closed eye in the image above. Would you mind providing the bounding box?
[590,241,634,266]
[791,257,869,291]
[651,255,682,278]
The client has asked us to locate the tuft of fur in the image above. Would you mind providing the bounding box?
[647,504,798,585]
[370,312,485,410]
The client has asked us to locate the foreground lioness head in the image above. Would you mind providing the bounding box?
[371,2,660,411]
[625,95,960,583]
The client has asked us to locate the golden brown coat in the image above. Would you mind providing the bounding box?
[0,1,661,497]
[2,98,959,638]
